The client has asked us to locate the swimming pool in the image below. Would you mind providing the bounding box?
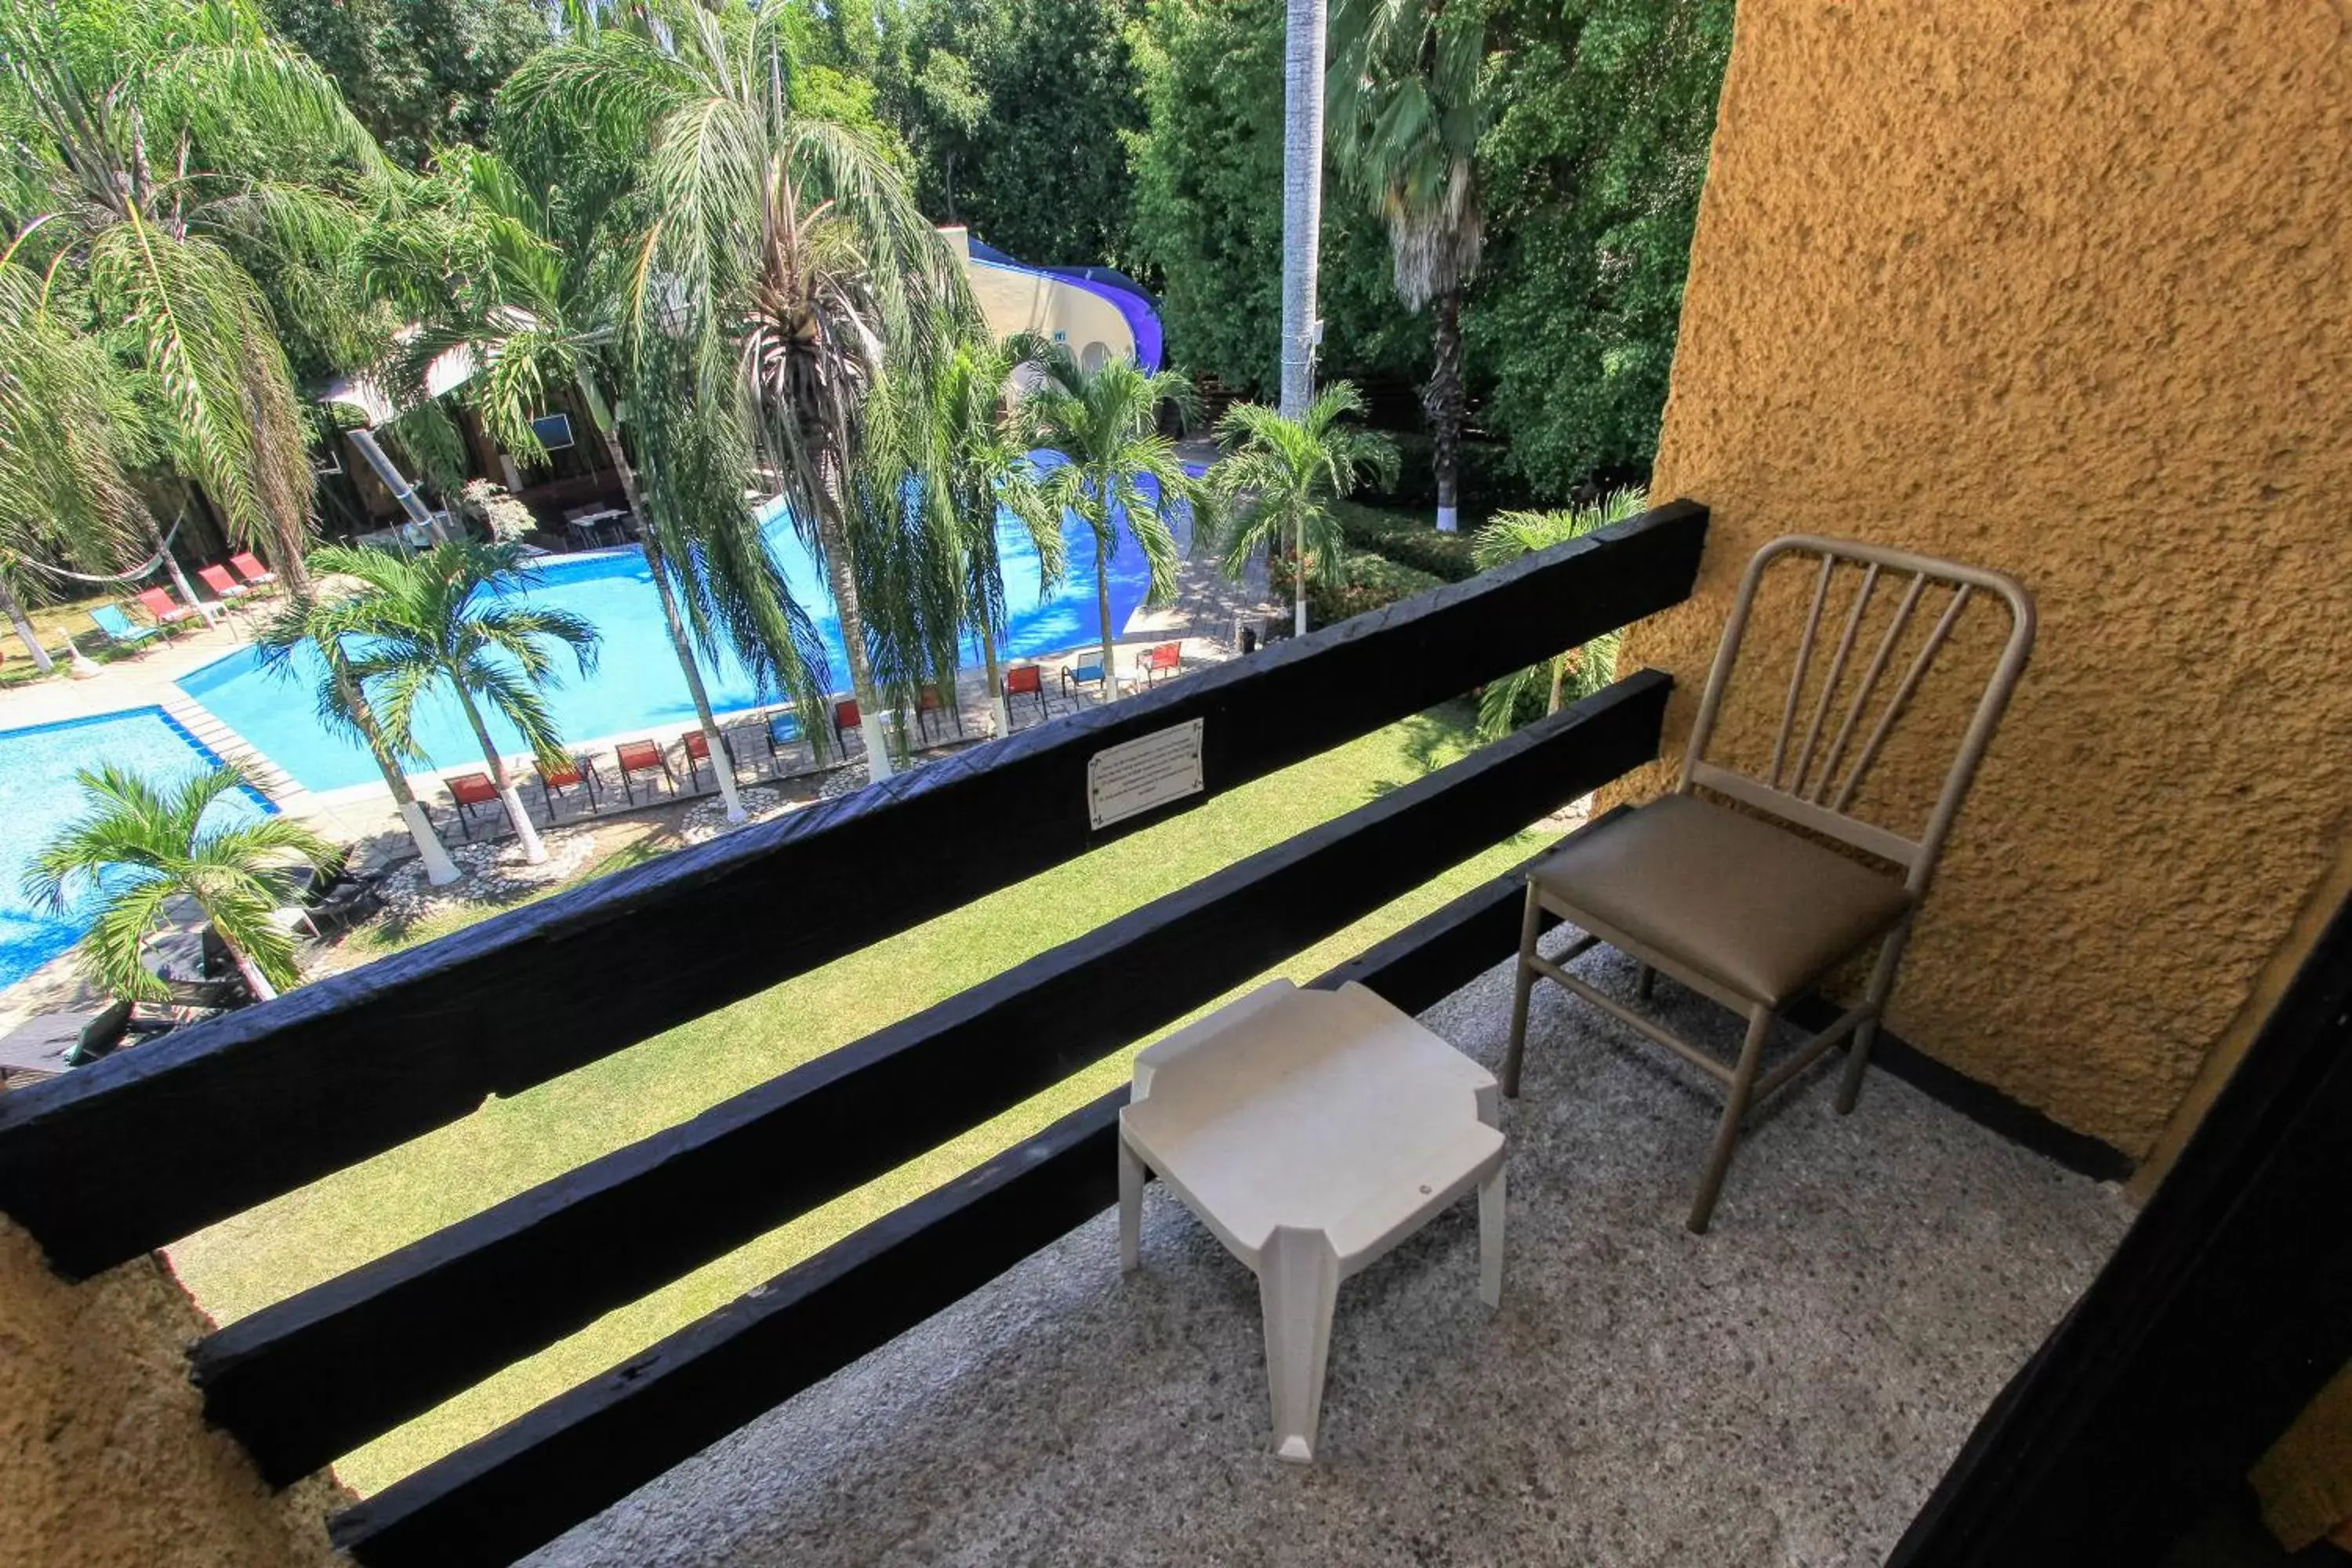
[176,468,1180,795]
[0,708,273,992]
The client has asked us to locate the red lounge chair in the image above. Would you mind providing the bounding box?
[1137,641,1183,686]
[682,729,736,793]
[132,586,197,633]
[832,699,863,753]
[537,755,598,818]
[614,739,676,805]
[445,771,507,840]
[197,564,251,604]
[1003,663,1048,727]
[915,684,963,742]
[228,551,278,591]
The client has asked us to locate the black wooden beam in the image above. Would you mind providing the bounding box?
[0,502,1704,1279]
[1889,891,2352,1566]
[196,676,1668,1483]
[329,802,1598,1568]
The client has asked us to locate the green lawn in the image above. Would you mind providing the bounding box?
[166,701,1555,1494]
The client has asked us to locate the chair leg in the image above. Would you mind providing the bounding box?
[1837,922,1915,1115]
[1501,883,1545,1099]
[1258,1225,1341,1464]
[1689,1006,1776,1234]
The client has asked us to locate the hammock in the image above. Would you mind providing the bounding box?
[18,517,189,585]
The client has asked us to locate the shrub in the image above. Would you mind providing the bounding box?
[1333,502,1479,583]
[1269,550,1445,633]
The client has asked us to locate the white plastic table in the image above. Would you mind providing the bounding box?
[1118,978,1506,1461]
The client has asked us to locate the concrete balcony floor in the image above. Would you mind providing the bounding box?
[532,936,2131,1567]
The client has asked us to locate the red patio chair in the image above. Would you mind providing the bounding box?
[682,728,737,793]
[832,698,863,753]
[197,563,251,604]
[537,754,599,819]
[914,684,963,742]
[228,551,278,592]
[1138,641,1183,686]
[445,771,507,840]
[132,586,197,633]
[1003,663,1048,728]
[614,739,676,805]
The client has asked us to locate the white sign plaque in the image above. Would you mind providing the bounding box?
[1087,718,1206,830]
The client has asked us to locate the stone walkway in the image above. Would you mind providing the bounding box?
[528,937,2131,1568]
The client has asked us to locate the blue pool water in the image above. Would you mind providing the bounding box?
[177,467,1179,794]
[0,708,272,991]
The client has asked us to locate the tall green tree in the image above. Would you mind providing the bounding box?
[363,145,763,821]
[1207,381,1398,636]
[504,0,976,780]
[0,262,156,670]
[1127,0,1415,397]
[317,540,600,864]
[262,0,552,170]
[923,339,1063,735]
[1020,343,1197,700]
[1467,485,1646,738]
[0,0,397,593]
[1472,0,1732,492]
[1327,0,1490,534]
[25,763,336,1004]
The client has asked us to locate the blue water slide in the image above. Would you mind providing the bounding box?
[967,238,1165,372]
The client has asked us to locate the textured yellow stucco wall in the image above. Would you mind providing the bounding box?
[0,1217,346,1568]
[1617,0,2352,1153]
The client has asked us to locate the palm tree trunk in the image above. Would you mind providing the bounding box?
[1546,652,1568,715]
[452,685,548,864]
[585,374,748,823]
[1093,526,1121,701]
[224,938,278,1003]
[1279,0,1327,419]
[816,502,894,781]
[328,660,461,885]
[978,619,1010,738]
[149,510,212,626]
[0,573,54,674]
[1426,288,1466,535]
[1294,515,1309,636]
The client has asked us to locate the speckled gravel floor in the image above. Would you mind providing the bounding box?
[528,936,2132,1568]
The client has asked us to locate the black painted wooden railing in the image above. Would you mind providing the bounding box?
[0,499,1707,1568]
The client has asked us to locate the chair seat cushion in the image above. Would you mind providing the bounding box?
[1530,793,1913,1007]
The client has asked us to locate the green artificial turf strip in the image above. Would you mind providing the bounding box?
[165,702,1563,1494]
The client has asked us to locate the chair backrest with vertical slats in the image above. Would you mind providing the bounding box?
[1676,535,2035,895]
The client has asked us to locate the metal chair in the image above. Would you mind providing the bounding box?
[682,728,737,793]
[613,739,676,805]
[445,772,507,840]
[1501,535,2036,1232]
[831,698,864,756]
[536,754,600,821]
[764,710,804,774]
[1002,663,1049,727]
[914,684,963,742]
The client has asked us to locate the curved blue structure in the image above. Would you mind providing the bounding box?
[967,238,1165,372]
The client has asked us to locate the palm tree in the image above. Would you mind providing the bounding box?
[1279,0,1329,419]
[0,260,154,671]
[1327,0,1488,534]
[24,763,336,1004]
[1207,382,1399,637]
[922,340,1064,738]
[252,572,463,885]
[502,0,976,782]
[1468,487,1648,739]
[0,0,397,591]
[363,148,761,823]
[318,541,601,865]
[1020,345,1201,701]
